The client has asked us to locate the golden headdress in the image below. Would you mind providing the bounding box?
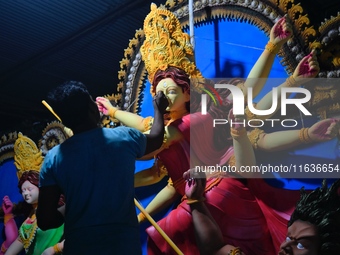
[140,3,203,92]
[14,133,44,179]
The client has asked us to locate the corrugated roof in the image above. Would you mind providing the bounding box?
[0,0,164,133]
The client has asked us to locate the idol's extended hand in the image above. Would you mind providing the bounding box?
[95,97,116,116]
[228,109,248,139]
[153,91,169,114]
[270,16,292,47]
[293,51,320,81]
[2,195,14,215]
[228,109,246,130]
[183,169,206,200]
[308,118,340,142]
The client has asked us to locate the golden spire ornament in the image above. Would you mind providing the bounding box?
[140,3,203,91]
[14,133,44,179]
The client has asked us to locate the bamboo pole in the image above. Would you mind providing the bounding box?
[134,199,184,255]
[42,100,62,122]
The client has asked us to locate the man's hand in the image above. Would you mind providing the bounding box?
[144,91,169,155]
[152,91,169,114]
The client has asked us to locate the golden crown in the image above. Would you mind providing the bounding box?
[14,133,43,179]
[140,3,203,87]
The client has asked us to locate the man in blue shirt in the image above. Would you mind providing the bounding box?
[37,81,168,255]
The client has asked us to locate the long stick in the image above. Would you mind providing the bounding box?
[134,198,184,255]
[42,100,62,122]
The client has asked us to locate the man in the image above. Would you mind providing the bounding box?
[36,81,168,254]
[184,170,340,255]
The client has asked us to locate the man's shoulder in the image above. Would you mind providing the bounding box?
[45,142,61,157]
[103,126,143,136]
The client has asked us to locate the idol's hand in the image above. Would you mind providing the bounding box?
[96,97,117,117]
[228,109,247,139]
[308,118,340,142]
[2,196,13,215]
[183,169,206,201]
[270,16,292,47]
[293,51,320,81]
[228,109,247,130]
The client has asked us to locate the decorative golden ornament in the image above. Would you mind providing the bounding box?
[140,3,203,94]
[39,121,71,155]
[14,133,43,179]
[0,131,18,165]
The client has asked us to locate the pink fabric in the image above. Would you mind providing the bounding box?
[188,113,234,168]
[146,113,300,255]
[247,179,300,251]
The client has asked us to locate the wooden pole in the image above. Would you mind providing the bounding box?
[134,198,184,255]
[42,100,62,122]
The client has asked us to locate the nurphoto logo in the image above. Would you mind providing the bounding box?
[200,82,312,128]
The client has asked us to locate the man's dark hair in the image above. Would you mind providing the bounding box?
[47,81,93,129]
[289,179,340,255]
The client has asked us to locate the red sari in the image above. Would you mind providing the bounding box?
[146,113,300,255]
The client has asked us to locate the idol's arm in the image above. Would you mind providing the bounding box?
[96,96,149,132]
[244,16,292,97]
[1,196,18,255]
[137,184,180,223]
[3,239,23,255]
[257,118,339,151]
[247,51,319,120]
[41,240,64,255]
[134,163,168,187]
[228,111,256,177]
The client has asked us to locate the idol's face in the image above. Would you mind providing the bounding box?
[21,180,39,205]
[155,78,189,112]
[278,220,320,255]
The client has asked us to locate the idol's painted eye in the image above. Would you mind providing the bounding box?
[168,89,176,94]
[285,237,291,242]
[297,243,305,250]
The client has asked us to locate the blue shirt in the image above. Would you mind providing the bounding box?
[40,127,146,254]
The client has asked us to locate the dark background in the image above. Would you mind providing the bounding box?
[0,0,338,135]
